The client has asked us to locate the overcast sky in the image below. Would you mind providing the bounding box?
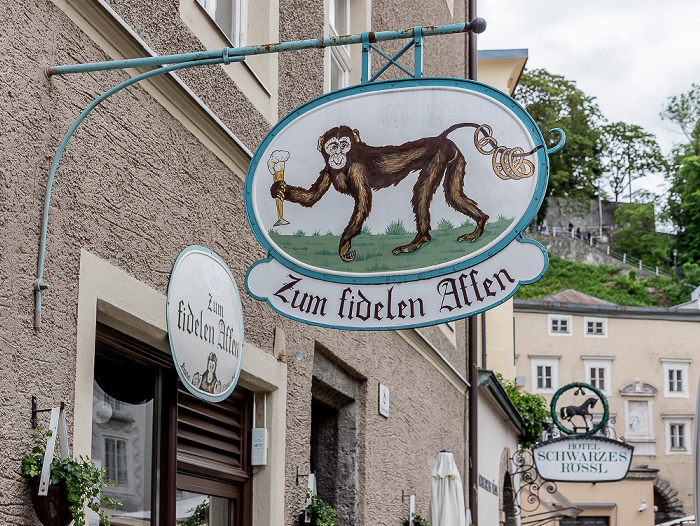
[477,0,700,195]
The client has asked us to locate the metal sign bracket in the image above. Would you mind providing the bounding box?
[32,19,486,330]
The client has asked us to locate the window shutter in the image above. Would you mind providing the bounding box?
[177,384,251,485]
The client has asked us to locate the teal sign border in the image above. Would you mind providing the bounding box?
[244,77,551,286]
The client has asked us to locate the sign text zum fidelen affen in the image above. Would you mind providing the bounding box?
[175,293,241,359]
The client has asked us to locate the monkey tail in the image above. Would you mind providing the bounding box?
[440,122,480,138]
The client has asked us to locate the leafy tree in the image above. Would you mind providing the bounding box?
[515,69,604,218]
[667,156,700,264]
[497,373,548,449]
[660,83,700,160]
[600,122,665,202]
[612,202,670,268]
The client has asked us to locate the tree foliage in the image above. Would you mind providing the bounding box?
[515,69,604,216]
[660,83,700,160]
[667,157,700,264]
[497,373,549,449]
[600,122,665,202]
[612,202,670,267]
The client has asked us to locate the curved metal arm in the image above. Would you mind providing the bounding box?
[33,56,242,329]
[546,128,566,155]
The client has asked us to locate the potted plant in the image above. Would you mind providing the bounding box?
[21,428,119,526]
[402,514,430,526]
[300,489,339,526]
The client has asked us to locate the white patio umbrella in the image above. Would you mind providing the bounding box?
[429,450,466,526]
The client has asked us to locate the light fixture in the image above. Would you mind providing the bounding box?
[92,397,113,424]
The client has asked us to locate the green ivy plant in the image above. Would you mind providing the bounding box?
[403,513,430,526]
[305,489,339,526]
[21,428,120,526]
[496,373,549,449]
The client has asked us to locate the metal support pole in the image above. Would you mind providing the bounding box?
[34,57,237,328]
[413,26,423,79]
[48,20,486,76]
[361,32,371,83]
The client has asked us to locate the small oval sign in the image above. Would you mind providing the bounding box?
[167,246,244,402]
[245,78,549,284]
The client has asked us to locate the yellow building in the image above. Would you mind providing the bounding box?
[514,289,700,525]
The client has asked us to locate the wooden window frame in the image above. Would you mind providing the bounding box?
[95,322,252,525]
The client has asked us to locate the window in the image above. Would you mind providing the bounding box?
[663,416,692,455]
[196,0,247,47]
[583,357,613,395]
[537,365,552,390]
[670,423,685,449]
[91,323,253,525]
[661,359,691,398]
[329,0,351,90]
[530,356,559,394]
[669,369,683,392]
[104,437,128,486]
[584,317,607,337]
[548,315,572,336]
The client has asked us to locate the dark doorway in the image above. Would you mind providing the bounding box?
[310,399,340,507]
[560,517,609,526]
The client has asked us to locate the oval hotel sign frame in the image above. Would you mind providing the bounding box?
[245,78,555,330]
[167,246,245,402]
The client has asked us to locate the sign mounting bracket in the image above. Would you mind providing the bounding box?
[32,19,486,330]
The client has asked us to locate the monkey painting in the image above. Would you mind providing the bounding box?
[270,124,491,262]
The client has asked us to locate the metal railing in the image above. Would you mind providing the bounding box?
[525,226,675,281]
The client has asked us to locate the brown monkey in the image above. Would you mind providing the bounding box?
[270,124,489,262]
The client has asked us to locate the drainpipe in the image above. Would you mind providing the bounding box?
[467,0,479,521]
[468,315,478,525]
[480,313,487,369]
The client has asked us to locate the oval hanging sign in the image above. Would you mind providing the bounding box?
[167,246,244,402]
[245,78,557,330]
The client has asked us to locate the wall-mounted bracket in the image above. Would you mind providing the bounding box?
[32,19,486,330]
[31,396,64,429]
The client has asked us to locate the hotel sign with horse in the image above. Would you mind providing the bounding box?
[245,78,565,330]
[532,382,634,483]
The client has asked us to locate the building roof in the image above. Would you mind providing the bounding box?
[514,289,700,322]
[476,48,528,96]
[478,370,525,436]
[540,289,614,305]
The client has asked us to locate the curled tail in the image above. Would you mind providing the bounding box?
[441,122,542,180]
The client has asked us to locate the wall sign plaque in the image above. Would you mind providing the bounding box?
[532,435,634,483]
[245,78,561,330]
[167,246,244,402]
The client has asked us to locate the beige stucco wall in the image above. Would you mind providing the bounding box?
[514,307,700,518]
[0,1,477,525]
[477,386,520,526]
[477,300,516,381]
[557,477,655,526]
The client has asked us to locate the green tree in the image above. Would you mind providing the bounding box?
[667,156,700,264]
[600,122,665,203]
[496,373,548,449]
[660,83,700,160]
[515,69,604,218]
[612,201,670,268]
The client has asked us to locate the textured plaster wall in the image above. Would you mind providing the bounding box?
[0,0,474,525]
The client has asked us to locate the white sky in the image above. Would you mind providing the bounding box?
[477,0,700,196]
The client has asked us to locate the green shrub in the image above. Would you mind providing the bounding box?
[496,373,548,449]
[436,219,455,231]
[385,220,408,235]
[305,490,339,526]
